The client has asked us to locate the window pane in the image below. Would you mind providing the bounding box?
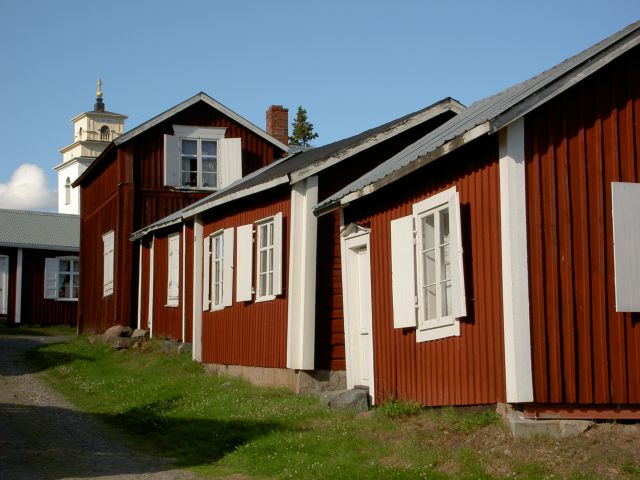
[260,225,268,247]
[202,173,216,188]
[182,172,197,187]
[59,260,70,272]
[441,280,452,317]
[422,214,435,251]
[424,249,436,286]
[260,250,267,273]
[259,273,267,297]
[182,157,197,171]
[72,261,79,273]
[202,140,217,157]
[202,158,216,172]
[268,248,273,271]
[269,223,274,246]
[268,272,273,295]
[439,208,450,245]
[424,285,437,321]
[182,139,197,155]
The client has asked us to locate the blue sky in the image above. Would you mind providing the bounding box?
[1,0,639,210]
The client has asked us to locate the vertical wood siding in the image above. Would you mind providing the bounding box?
[200,187,291,368]
[344,135,506,406]
[151,230,183,340]
[139,241,151,331]
[526,49,640,406]
[79,100,284,334]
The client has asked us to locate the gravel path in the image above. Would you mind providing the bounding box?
[0,334,202,480]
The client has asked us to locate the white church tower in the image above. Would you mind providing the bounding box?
[55,80,127,214]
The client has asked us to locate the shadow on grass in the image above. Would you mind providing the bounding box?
[0,400,287,480]
[0,336,90,377]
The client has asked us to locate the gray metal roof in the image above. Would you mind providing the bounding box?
[314,19,640,216]
[0,209,79,251]
[131,97,464,241]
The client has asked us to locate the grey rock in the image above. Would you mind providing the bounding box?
[177,343,192,354]
[319,388,369,412]
[103,325,133,340]
[131,329,149,340]
[111,337,132,351]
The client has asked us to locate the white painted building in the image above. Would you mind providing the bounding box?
[54,80,126,214]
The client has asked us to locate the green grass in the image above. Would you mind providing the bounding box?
[24,337,640,479]
[0,324,75,337]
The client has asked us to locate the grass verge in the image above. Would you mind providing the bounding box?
[26,337,640,479]
[0,324,75,337]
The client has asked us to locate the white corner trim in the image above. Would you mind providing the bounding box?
[15,249,23,324]
[182,223,187,342]
[137,242,142,330]
[192,216,204,362]
[148,236,155,338]
[286,176,318,370]
[499,118,534,403]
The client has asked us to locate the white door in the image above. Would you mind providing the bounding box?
[0,256,8,315]
[343,233,375,402]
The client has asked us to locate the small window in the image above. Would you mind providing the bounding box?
[167,233,180,306]
[44,257,79,301]
[257,219,275,299]
[180,138,218,188]
[100,125,110,141]
[390,187,466,342]
[64,177,71,205]
[212,232,224,307]
[203,228,234,310]
[78,127,83,140]
[102,231,115,297]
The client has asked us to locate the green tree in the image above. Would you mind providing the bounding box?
[288,106,319,146]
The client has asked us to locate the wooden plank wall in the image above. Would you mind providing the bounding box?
[150,230,183,340]
[344,135,506,406]
[525,48,640,406]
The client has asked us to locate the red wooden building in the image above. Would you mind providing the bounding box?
[73,93,289,334]
[315,21,640,417]
[132,99,462,393]
[0,209,79,326]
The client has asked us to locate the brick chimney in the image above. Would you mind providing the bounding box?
[266,105,289,145]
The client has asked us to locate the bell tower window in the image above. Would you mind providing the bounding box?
[64,178,71,205]
[100,125,111,141]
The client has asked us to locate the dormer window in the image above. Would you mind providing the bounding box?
[163,125,242,191]
[100,125,110,141]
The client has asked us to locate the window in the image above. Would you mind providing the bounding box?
[102,230,114,297]
[167,233,180,306]
[203,229,234,311]
[65,177,71,205]
[100,125,110,141]
[236,213,283,302]
[163,126,242,191]
[390,187,466,342]
[44,257,79,301]
[78,127,83,140]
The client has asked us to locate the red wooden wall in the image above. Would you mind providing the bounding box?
[525,48,640,407]
[344,135,506,406]
[150,229,183,340]
[200,186,291,368]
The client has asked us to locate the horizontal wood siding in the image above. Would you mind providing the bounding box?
[151,230,183,340]
[344,135,505,406]
[526,48,640,406]
[313,111,459,372]
[201,186,290,368]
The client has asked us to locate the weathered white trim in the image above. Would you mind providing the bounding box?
[192,216,204,362]
[286,176,319,370]
[137,242,142,330]
[290,100,464,183]
[181,223,187,341]
[499,118,534,403]
[15,249,22,324]
[148,236,155,338]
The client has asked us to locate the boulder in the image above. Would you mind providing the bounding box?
[111,337,132,350]
[103,325,133,341]
[131,329,149,340]
[177,343,192,355]
[319,388,369,412]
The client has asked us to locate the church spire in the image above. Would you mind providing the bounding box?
[94,78,105,112]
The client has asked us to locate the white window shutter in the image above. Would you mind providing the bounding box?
[449,191,467,318]
[167,234,180,305]
[236,224,253,301]
[163,134,179,187]
[218,138,242,189]
[391,215,417,328]
[223,228,235,307]
[102,231,114,296]
[44,258,59,299]
[272,212,283,295]
[202,237,210,311]
[612,182,640,311]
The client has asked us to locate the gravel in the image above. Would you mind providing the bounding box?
[0,334,202,480]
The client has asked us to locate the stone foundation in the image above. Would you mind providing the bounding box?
[203,363,346,394]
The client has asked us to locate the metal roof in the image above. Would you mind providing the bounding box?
[74,92,289,188]
[0,209,79,251]
[131,97,464,241]
[314,19,640,216]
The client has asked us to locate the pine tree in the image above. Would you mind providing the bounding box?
[288,106,319,146]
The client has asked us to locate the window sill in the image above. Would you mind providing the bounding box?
[416,320,460,342]
[255,295,276,303]
[165,303,179,308]
[56,298,78,302]
[210,304,226,312]
[171,186,218,192]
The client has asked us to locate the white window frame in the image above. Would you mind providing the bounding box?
[255,213,283,302]
[211,231,225,309]
[56,257,80,301]
[167,233,180,307]
[391,187,466,342]
[172,126,225,190]
[102,230,115,297]
[203,228,235,311]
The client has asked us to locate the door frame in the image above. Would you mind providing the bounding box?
[0,255,9,316]
[340,224,375,404]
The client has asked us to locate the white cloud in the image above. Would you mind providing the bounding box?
[0,164,56,211]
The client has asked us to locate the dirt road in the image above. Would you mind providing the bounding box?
[0,334,201,480]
